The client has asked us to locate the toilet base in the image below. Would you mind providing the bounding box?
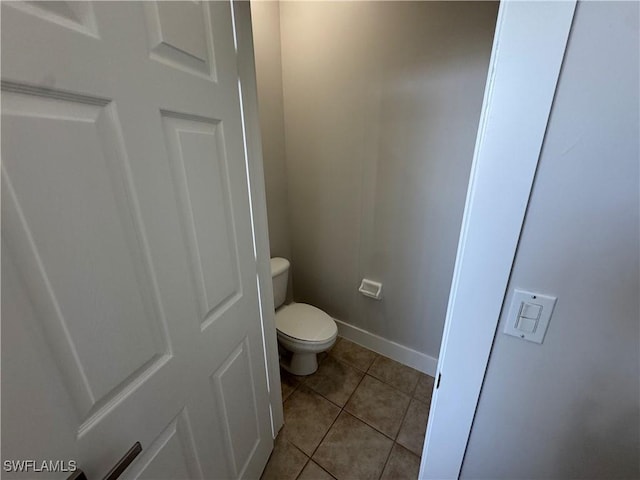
[277,332,337,376]
[280,351,318,376]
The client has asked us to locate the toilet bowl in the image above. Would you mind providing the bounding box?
[271,258,338,375]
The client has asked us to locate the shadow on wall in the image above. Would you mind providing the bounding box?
[557,395,639,478]
[279,1,499,358]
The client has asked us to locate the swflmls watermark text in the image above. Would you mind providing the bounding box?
[3,460,77,473]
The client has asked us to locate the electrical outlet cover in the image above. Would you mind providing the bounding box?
[503,289,557,344]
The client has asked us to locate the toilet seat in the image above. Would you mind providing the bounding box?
[275,303,337,343]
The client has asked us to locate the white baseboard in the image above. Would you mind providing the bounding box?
[333,318,438,377]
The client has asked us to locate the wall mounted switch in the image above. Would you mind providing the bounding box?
[503,289,556,344]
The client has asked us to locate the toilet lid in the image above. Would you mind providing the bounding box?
[276,303,337,342]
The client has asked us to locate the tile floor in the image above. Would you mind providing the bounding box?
[261,337,435,480]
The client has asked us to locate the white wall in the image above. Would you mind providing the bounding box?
[461,2,640,478]
[278,1,497,359]
[250,1,292,261]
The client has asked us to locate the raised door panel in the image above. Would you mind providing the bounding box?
[144,1,216,80]
[161,112,241,328]
[1,241,79,476]
[5,1,98,37]
[1,89,171,423]
[210,337,261,479]
[127,409,203,480]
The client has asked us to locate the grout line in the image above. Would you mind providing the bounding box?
[395,390,414,441]
[338,337,423,397]
[331,337,379,373]
[412,396,431,408]
[297,359,348,410]
[293,457,311,480]
[305,370,368,477]
[324,346,413,438]
[366,354,378,373]
[307,403,341,460]
[278,340,425,480]
[379,391,419,479]
[410,373,422,398]
[289,439,310,459]
[314,461,338,480]
[377,442,395,480]
[314,371,366,448]
[368,374,418,399]
[341,369,367,409]
[342,374,404,441]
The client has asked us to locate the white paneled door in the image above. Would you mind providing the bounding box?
[1,2,273,479]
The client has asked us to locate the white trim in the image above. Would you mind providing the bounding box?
[231,0,284,437]
[334,319,438,377]
[419,2,576,479]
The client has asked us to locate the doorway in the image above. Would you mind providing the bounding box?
[250,1,497,479]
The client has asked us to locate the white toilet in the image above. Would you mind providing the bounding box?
[271,257,338,375]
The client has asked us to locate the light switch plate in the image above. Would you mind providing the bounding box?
[504,289,557,344]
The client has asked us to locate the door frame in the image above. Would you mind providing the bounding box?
[419,1,576,478]
[231,0,284,437]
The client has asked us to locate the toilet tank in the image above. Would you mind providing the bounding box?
[270,257,290,309]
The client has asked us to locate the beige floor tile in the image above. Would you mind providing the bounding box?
[380,443,420,480]
[305,356,364,407]
[281,368,303,403]
[368,356,420,395]
[277,344,431,479]
[397,399,430,456]
[298,461,335,480]
[317,351,329,365]
[329,338,378,372]
[313,412,393,480]
[282,385,341,456]
[260,435,308,480]
[344,375,410,438]
[413,373,435,404]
